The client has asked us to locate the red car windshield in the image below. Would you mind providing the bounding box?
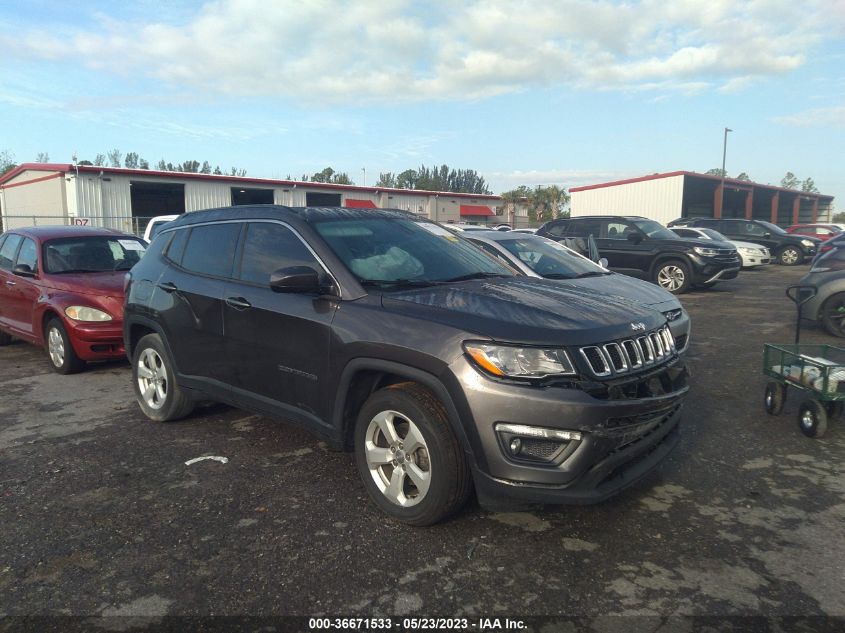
[43,236,147,273]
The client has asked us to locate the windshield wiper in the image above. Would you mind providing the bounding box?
[542,273,576,279]
[442,272,510,283]
[359,278,445,288]
[50,268,101,274]
[573,271,611,278]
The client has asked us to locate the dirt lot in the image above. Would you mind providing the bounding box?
[1,265,844,627]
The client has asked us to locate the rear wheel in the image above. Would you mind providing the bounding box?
[132,333,194,422]
[764,381,786,415]
[821,292,845,337]
[798,400,827,438]
[777,246,803,266]
[354,382,471,526]
[45,318,85,374]
[654,260,691,294]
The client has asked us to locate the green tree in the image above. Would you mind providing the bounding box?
[706,168,727,177]
[36,152,50,163]
[801,177,819,193]
[107,149,122,168]
[200,161,212,175]
[180,160,200,173]
[94,154,106,166]
[124,152,139,169]
[230,167,247,177]
[736,172,751,181]
[0,149,16,175]
[307,167,353,184]
[832,211,845,224]
[376,172,397,188]
[139,158,150,169]
[528,185,570,222]
[781,172,800,189]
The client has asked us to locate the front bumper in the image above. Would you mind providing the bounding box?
[739,252,771,267]
[688,254,741,285]
[65,319,126,361]
[449,354,688,508]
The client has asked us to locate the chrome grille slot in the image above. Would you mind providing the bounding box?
[622,340,643,369]
[580,346,611,376]
[650,332,665,358]
[603,343,628,373]
[638,335,654,364]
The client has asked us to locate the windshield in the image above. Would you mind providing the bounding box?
[631,219,678,240]
[44,236,147,273]
[312,218,513,288]
[497,236,607,279]
[758,221,787,235]
[699,228,730,241]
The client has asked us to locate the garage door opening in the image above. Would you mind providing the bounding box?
[232,187,274,206]
[130,181,185,234]
[306,192,342,207]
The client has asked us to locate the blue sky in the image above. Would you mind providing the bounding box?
[1,0,844,204]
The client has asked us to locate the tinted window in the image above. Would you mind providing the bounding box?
[606,221,630,239]
[543,221,568,237]
[672,228,697,238]
[696,219,722,230]
[566,219,602,238]
[43,236,147,273]
[498,237,606,279]
[238,222,321,284]
[181,223,241,278]
[738,221,767,237]
[0,234,23,270]
[164,228,189,265]
[469,240,518,269]
[16,238,38,271]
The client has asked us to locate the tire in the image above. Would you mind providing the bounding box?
[132,333,194,422]
[777,246,803,266]
[797,400,828,438]
[45,318,85,374]
[0,330,12,346]
[764,381,786,415]
[821,292,845,338]
[353,382,472,526]
[654,260,691,294]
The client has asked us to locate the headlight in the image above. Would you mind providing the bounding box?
[738,247,756,255]
[464,343,576,378]
[693,246,720,256]
[64,306,113,322]
[801,239,815,247]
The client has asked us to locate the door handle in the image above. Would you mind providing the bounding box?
[157,281,177,293]
[225,296,252,310]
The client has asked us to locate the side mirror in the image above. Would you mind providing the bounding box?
[270,266,334,295]
[12,263,36,277]
[626,232,644,244]
[598,258,609,268]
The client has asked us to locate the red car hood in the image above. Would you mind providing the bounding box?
[42,272,126,319]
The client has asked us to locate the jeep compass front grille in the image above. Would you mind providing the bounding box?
[579,326,675,378]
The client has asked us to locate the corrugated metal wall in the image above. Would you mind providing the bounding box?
[571,175,685,225]
[185,180,231,211]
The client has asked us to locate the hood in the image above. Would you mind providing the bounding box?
[546,273,681,311]
[730,240,768,251]
[42,272,126,297]
[381,276,667,346]
[672,237,735,250]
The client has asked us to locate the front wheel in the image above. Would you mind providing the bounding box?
[45,318,85,374]
[764,381,786,415]
[797,400,828,438]
[778,246,803,266]
[132,333,195,422]
[354,382,471,526]
[821,292,845,337]
[654,260,691,294]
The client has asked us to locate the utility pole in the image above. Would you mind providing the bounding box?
[361,167,366,187]
[720,127,732,217]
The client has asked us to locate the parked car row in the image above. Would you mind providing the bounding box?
[1,207,690,526]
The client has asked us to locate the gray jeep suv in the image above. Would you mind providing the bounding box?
[123,206,689,525]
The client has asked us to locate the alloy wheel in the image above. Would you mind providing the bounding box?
[657,265,685,291]
[136,348,169,410]
[780,248,799,265]
[47,327,65,368]
[364,410,431,507]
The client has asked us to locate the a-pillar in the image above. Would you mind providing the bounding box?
[792,195,800,225]
[770,192,780,224]
[744,189,753,219]
[812,198,819,223]
[714,183,724,218]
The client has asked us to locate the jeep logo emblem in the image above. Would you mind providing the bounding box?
[630,322,646,331]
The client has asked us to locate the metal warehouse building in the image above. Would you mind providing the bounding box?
[570,171,835,227]
[0,163,510,234]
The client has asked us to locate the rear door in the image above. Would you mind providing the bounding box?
[734,221,776,250]
[5,237,41,337]
[223,221,339,424]
[157,223,241,384]
[0,234,23,331]
[594,219,650,278]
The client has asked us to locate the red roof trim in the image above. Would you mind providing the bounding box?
[0,163,501,200]
[570,170,834,199]
[344,198,378,208]
[0,171,64,190]
[460,204,494,216]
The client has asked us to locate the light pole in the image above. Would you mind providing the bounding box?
[720,127,732,217]
[361,167,366,187]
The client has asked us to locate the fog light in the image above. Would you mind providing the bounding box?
[496,423,582,465]
[509,438,522,454]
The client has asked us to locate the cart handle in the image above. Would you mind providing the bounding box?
[786,285,817,307]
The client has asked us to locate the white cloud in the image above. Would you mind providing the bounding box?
[774,105,845,129]
[488,168,639,191]
[0,0,832,104]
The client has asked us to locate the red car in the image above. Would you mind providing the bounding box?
[0,226,147,373]
[786,223,844,241]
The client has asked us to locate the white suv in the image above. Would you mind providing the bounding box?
[142,215,180,242]
[671,226,771,268]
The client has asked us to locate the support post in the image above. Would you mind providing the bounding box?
[745,189,753,219]
[770,192,780,224]
[714,184,723,218]
[812,198,819,223]
[792,196,800,225]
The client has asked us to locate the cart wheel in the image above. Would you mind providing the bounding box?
[798,400,828,438]
[764,381,786,415]
[824,401,843,419]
